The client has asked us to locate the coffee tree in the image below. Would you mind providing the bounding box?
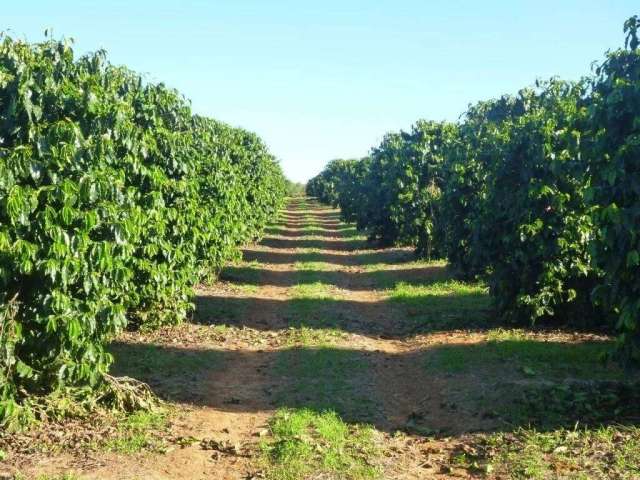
[0,36,285,423]
[587,16,640,361]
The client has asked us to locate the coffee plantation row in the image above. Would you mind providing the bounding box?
[0,36,286,424]
[308,16,640,363]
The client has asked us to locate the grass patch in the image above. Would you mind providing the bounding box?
[425,329,618,379]
[110,342,223,380]
[294,261,336,271]
[420,330,635,432]
[194,295,247,323]
[459,426,640,479]
[274,346,379,422]
[298,225,359,235]
[337,226,362,239]
[232,283,260,294]
[294,262,340,286]
[283,326,345,346]
[508,380,640,428]
[287,282,348,334]
[104,409,168,454]
[362,260,450,289]
[221,261,262,284]
[289,281,337,299]
[260,409,380,480]
[363,258,446,273]
[293,248,325,263]
[389,280,491,331]
[262,237,366,250]
[18,475,81,480]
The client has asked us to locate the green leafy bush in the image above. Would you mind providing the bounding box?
[306,159,354,206]
[308,121,455,258]
[475,81,599,325]
[441,96,525,278]
[587,16,640,361]
[0,35,285,423]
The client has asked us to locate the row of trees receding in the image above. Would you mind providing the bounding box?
[0,36,286,425]
[307,16,640,364]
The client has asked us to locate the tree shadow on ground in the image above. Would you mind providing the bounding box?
[259,237,369,251]
[263,226,360,238]
[278,221,346,231]
[241,248,413,266]
[221,265,451,291]
[280,220,343,229]
[192,292,494,338]
[279,212,341,221]
[109,341,639,435]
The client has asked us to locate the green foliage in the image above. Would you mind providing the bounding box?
[308,122,455,258]
[260,409,380,480]
[363,121,454,256]
[284,179,306,197]
[0,35,284,424]
[586,15,640,362]
[471,81,599,325]
[441,95,526,278]
[306,158,361,207]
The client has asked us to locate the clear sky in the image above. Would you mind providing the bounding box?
[3,1,637,181]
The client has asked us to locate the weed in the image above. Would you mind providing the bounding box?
[477,426,640,479]
[273,347,378,423]
[425,329,617,379]
[390,280,491,331]
[260,409,380,480]
[104,409,168,454]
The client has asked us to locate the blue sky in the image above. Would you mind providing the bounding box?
[3,1,637,181]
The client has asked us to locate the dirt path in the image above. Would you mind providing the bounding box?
[119,197,441,479]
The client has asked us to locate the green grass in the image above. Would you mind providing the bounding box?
[221,260,262,284]
[389,280,491,331]
[294,261,338,281]
[233,283,260,294]
[283,325,345,346]
[287,282,348,335]
[194,295,247,323]
[104,409,168,454]
[293,261,336,271]
[295,225,359,235]
[273,347,379,423]
[363,258,447,273]
[337,226,362,239]
[287,247,349,338]
[419,329,630,432]
[361,259,450,289]
[465,426,640,479]
[425,329,618,379]
[292,248,325,263]
[260,409,381,480]
[289,280,339,299]
[293,263,339,286]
